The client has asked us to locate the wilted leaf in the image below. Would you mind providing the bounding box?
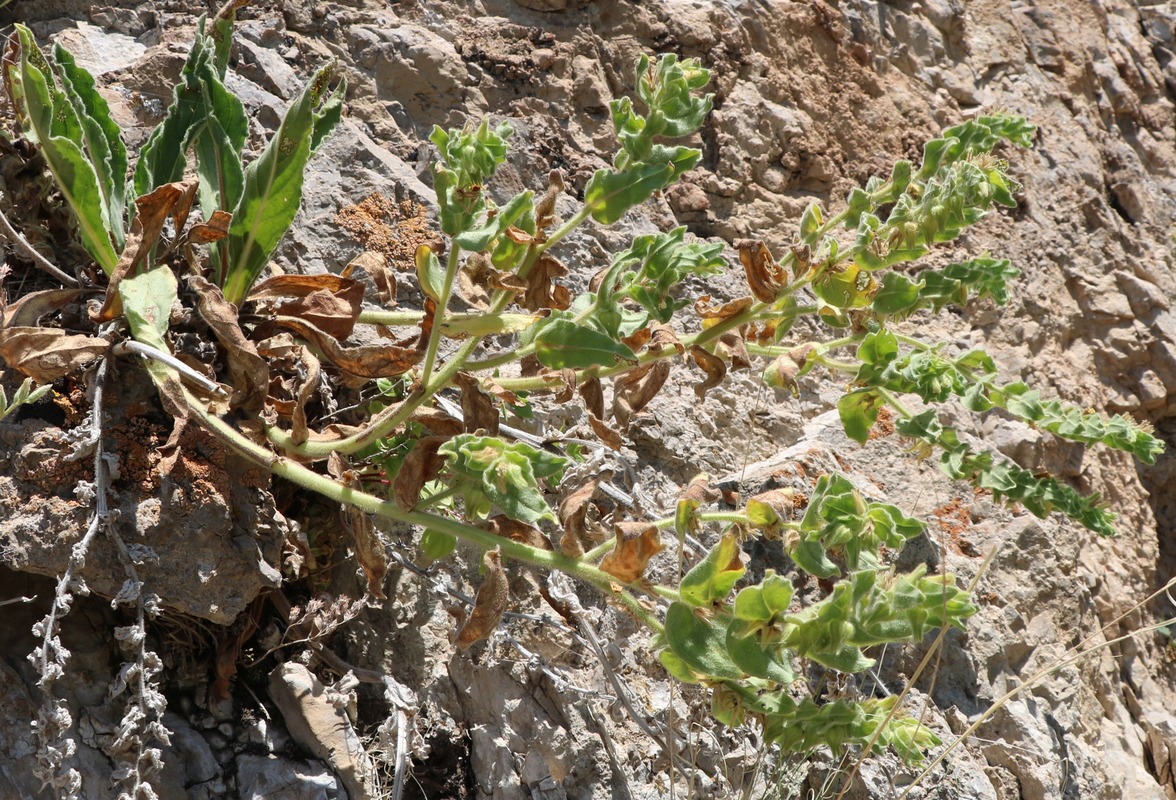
[688,345,726,399]
[650,323,685,355]
[718,331,751,371]
[557,471,610,557]
[523,256,571,312]
[675,473,720,539]
[330,452,388,599]
[183,209,232,245]
[272,316,422,378]
[694,295,753,327]
[411,408,465,437]
[487,515,552,551]
[0,288,82,328]
[534,169,565,231]
[456,548,509,648]
[588,414,624,451]
[580,377,605,420]
[621,326,652,352]
[291,346,321,446]
[0,327,109,382]
[189,274,269,413]
[393,435,449,511]
[546,368,576,404]
[96,181,192,321]
[456,372,499,435]
[599,522,664,584]
[249,273,365,341]
[613,359,671,429]
[347,250,396,306]
[737,240,786,303]
[746,488,797,534]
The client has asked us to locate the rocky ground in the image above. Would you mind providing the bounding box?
[1,0,1175,798]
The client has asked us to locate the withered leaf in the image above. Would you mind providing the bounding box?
[718,331,751,371]
[96,181,192,321]
[0,327,109,383]
[588,414,624,451]
[272,316,422,378]
[189,275,269,413]
[154,371,190,478]
[579,377,605,421]
[649,323,685,355]
[291,346,322,447]
[346,250,396,307]
[621,327,652,353]
[456,548,509,649]
[688,346,726,399]
[331,453,388,600]
[694,295,754,326]
[534,170,565,231]
[599,522,664,584]
[393,436,449,511]
[487,515,552,551]
[345,503,388,600]
[737,240,786,303]
[557,471,611,558]
[545,368,576,404]
[456,372,499,435]
[613,360,671,429]
[184,209,231,245]
[522,255,570,312]
[411,407,465,437]
[249,273,366,341]
[676,473,721,537]
[0,288,83,328]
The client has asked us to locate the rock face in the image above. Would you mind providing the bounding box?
[1,0,1174,798]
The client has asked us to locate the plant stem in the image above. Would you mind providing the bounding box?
[420,244,463,387]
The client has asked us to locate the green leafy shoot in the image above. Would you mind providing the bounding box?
[438,434,568,526]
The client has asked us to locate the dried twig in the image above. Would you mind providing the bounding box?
[0,202,79,286]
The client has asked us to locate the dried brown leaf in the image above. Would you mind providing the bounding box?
[522,256,570,312]
[546,368,576,404]
[688,345,726,399]
[271,316,422,378]
[613,360,671,428]
[184,209,231,245]
[649,323,685,355]
[189,275,270,413]
[249,274,365,341]
[737,240,786,303]
[0,289,83,328]
[0,327,109,382]
[557,471,611,558]
[620,327,651,353]
[291,346,321,447]
[580,377,605,421]
[588,414,624,451]
[694,295,754,326]
[718,331,751,371]
[330,453,388,600]
[347,250,396,306]
[96,181,192,321]
[487,515,552,551]
[456,548,509,649]
[393,436,449,511]
[411,407,465,437]
[456,371,499,435]
[599,522,664,584]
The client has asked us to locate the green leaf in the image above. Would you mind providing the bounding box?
[658,649,703,684]
[119,266,178,352]
[725,624,794,684]
[871,272,922,315]
[453,190,534,253]
[439,434,568,526]
[52,42,127,251]
[799,202,823,240]
[420,529,457,561]
[584,147,700,225]
[679,532,746,607]
[664,602,744,680]
[533,319,637,369]
[5,26,118,274]
[221,63,345,305]
[415,245,445,302]
[838,390,883,445]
